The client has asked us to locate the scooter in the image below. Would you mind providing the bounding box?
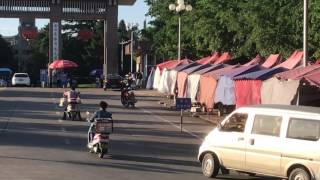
[87,115,113,158]
[60,98,82,121]
[120,80,137,108]
[121,87,137,107]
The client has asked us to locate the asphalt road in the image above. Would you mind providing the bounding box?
[0,87,279,180]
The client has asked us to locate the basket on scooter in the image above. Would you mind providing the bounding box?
[94,118,113,134]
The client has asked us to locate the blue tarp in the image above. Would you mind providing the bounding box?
[174,63,198,72]
[222,64,262,78]
[0,68,12,76]
[181,64,211,74]
[234,67,287,80]
[194,64,224,75]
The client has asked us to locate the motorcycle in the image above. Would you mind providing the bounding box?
[120,80,137,108]
[87,114,113,158]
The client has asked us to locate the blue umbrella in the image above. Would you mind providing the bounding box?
[89,69,103,77]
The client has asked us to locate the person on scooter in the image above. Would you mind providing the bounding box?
[62,86,80,120]
[88,101,112,143]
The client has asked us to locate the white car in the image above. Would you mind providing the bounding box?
[12,73,31,86]
[198,104,320,180]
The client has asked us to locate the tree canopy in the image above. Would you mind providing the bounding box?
[144,0,320,62]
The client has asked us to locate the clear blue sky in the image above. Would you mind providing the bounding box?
[0,0,149,36]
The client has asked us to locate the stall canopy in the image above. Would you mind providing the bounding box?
[275,50,303,69]
[213,52,233,65]
[198,65,238,109]
[304,70,320,88]
[261,54,281,68]
[176,64,212,98]
[262,64,320,105]
[196,51,221,65]
[153,59,189,89]
[186,64,224,102]
[275,64,320,80]
[243,54,263,66]
[214,65,263,106]
[158,61,195,94]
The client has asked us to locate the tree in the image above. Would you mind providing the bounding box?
[144,0,317,61]
[0,35,16,70]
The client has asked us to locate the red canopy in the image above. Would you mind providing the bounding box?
[304,70,320,88]
[261,54,281,68]
[276,51,303,69]
[235,80,262,108]
[198,65,238,109]
[196,52,221,65]
[213,52,232,65]
[49,59,78,69]
[275,64,320,80]
[244,54,263,66]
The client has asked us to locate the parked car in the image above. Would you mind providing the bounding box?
[103,74,123,89]
[198,104,320,180]
[0,79,8,87]
[12,73,31,86]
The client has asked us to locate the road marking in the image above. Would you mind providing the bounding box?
[140,108,203,140]
[61,127,66,132]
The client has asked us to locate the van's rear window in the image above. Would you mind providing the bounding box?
[287,118,320,141]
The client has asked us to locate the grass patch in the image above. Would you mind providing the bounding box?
[77,84,97,88]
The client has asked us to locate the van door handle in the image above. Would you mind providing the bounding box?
[238,137,244,141]
[249,138,255,145]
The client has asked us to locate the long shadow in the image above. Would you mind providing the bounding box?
[114,126,206,139]
[110,154,199,167]
[0,88,62,99]
[0,155,199,174]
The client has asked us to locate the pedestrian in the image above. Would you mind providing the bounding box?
[136,71,143,88]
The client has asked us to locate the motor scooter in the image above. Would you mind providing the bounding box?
[60,97,82,121]
[120,80,137,108]
[87,114,113,158]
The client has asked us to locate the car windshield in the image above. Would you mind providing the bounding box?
[15,74,28,78]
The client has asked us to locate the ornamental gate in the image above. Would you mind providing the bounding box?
[0,0,135,81]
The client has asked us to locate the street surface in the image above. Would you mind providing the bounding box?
[0,87,279,180]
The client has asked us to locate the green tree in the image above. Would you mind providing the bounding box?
[0,35,16,70]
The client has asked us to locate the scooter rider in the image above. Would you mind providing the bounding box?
[62,86,80,119]
[88,101,112,143]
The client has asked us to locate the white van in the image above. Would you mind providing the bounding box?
[198,105,320,180]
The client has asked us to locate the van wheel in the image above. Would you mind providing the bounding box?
[202,153,220,178]
[289,168,310,180]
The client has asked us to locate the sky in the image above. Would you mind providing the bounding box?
[0,0,149,36]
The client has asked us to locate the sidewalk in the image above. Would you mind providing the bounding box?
[134,89,225,139]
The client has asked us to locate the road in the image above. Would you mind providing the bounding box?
[0,87,278,180]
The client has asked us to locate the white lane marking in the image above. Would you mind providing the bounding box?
[61,127,66,132]
[140,108,202,140]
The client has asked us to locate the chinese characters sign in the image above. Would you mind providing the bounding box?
[176,98,191,110]
[52,22,59,60]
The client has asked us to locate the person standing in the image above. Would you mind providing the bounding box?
[136,71,143,88]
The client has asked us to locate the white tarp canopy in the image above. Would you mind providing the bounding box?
[261,77,300,105]
[152,67,161,89]
[187,74,202,102]
[146,67,155,89]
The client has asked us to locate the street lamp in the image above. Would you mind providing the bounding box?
[169,0,192,60]
[303,0,308,67]
[127,23,138,73]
